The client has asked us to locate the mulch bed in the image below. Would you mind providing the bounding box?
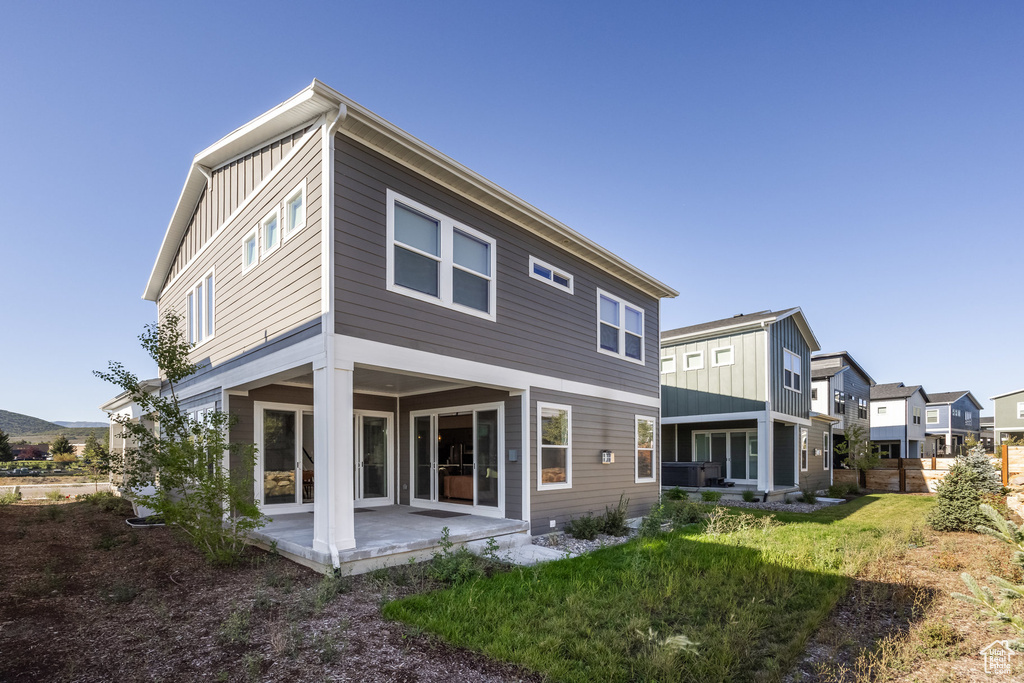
[0,500,540,682]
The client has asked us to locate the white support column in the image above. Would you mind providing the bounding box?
[313,357,356,562]
[757,415,771,493]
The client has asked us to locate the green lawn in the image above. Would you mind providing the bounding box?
[383,494,934,683]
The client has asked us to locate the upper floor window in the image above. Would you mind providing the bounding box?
[965,412,973,426]
[912,406,921,424]
[877,405,887,415]
[283,182,306,238]
[660,356,676,374]
[187,270,215,346]
[952,408,962,418]
[1018,402,1024,419]
[261,207,281,256]
[783,349,801,392]
[682,350,704,371]
[834,390,845,415]
[538,403,571,490]
[242,229,258,272]
[711,346,734,367]
[597,289,644,363]
[926,409,939,424]
[528,255,573,293]
[386,190,496,321]
[635,416,656,483]
[859,399,868,420]
[812,388,818,401]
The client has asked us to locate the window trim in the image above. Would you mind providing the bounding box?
[926,408,939,425]
[1018,402,1024,420]
[187,268,215,348]
[799,427,808,471]
[711,345,735,367]
[241,228,258,273]
[682,350,704,371]
[528,255,574,294]
[877,405,887,415]
[595,289,645,365]
[783,348,802,393]
[282,180,307,240]
[660,356,676,375]
[260,206,282,256]
[912,406,922,425]
[537,402,572,491]
[386,189,497,322]
[822,432,830,470]
[635,415,657,484]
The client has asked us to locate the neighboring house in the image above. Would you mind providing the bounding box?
[979,416,995,452]
[991,388,1024,445]
[660,308,825,497]
[100,379,161,492]
[924,391,983,456]
[810,351,875,465]
[121,80,678,572]
[869,383,929,458]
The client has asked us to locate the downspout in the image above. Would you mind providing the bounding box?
[762,320,773,501]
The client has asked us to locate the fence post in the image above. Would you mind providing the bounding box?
[1002,444,1009,486]
[898,457,905,492]
[931,456,936,470]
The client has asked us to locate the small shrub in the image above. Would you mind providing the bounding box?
[700,490,723,503]
[218,607,251,645]
[93,530,124,551]
[639,502,667,537]
[313,569,351,611]
[918,621,962,650]
[934,551,964,572]
[928,462,987,532]
[602,494,630,536]
[45,490,65,502]
[666,498,703,526]
[663,487,687,501]
[43,505,64,521]
[429,527,483,585]
[242,653,263,682]
[0,490,20,506]
[105,582,139,604]
[82,491,131,514]
[799,488,818,505]
[741,490,757,503]
[565,513,602,541]
[826,484,845,498]
[312,631,342,663]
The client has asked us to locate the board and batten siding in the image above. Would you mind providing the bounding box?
[167,128,312,283]
[661,329,765,417]
[333,135,659,397]
[529,388,659,535]
[770,316,811,419]
[158,130,323,377]
[838,367,872,437]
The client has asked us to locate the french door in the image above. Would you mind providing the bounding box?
[354,411,393,505]
[255,402,314,511]
[694,429,757,483]
[410,402,503,516]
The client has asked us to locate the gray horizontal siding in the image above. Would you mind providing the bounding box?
[801,425,831,492]
[995,393,1024,430]
[333,135,659,397]
[529,387,659,534]
[871,425,907,441]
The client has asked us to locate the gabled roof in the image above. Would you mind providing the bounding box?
[991,387,1024,400]
[811,366,847,381]
[144,80,678,302]
[661,307,821,352]
[870,382,928,402]
[927,391,983,410]
[99,379,162,413]
[811,351,876,386]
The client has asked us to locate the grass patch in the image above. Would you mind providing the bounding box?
[0,490,20,506]
[385,494,933,682]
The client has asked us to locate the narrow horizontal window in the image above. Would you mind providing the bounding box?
[528,255,574,293]
[683,351,703,371]
[711,346,734,367]
[660,356,676,374]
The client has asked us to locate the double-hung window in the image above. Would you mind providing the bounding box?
[187,270,215,345]
[387,190,496,320]
[597,290,644,363]
[635,416,656,483]
[783,349,802,392]
[912,406,922,424]
[926,409,939,424]
[538,403,571,490]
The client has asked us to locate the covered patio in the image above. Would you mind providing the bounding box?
[249,505,530,574]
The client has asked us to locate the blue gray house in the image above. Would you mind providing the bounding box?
[925,391,983,456]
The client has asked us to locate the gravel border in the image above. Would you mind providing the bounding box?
[532,528,639,556]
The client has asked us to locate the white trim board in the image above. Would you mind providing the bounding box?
[661,410,767,425]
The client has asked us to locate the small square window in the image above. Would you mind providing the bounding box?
[283,182,306,238]
[683,351,704,371]
[660,356,676,374]
[711,346,734,367]
[261,208,281,255]
[877,406,887,415]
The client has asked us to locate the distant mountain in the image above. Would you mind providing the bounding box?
[0,410,63,436]
[53,421,108,429]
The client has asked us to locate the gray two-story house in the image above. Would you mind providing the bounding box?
[925,391,983,455]
[130,81,678,572]
[660,308,830,498]
[869,383,929,458]
[992,388,1024,445]
[811,351,875,465]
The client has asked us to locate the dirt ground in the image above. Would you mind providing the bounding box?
[0,499,539,683]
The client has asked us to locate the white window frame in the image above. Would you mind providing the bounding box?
[711,345,735,367]
[822,432,830,470]
[926,409,939,424]
[800,427,808,471]
[386,189,497,322]
[282,180,307,240]
[528,255,573,294]
[783,348,802,392]
[537,402,572,491]
[660,356,676,374]
[1018,402,1024,419]
[241,228,258,273]
[187,268,215,348]
[596,289,645,364]
[261,206,281,256]
[877,406,887,415]
[635,415,657,483]
[682,350,704,371]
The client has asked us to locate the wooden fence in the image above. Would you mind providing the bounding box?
[833,446,1024,493]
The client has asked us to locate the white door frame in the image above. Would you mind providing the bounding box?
[353,409,394,506]
[254,400,315,514]
[692,428,758,484]
[408,401,505,518]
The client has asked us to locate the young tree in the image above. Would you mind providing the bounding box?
[928,462,988,532]
[0,428,12,463]
[81,434,109,492]
[50,434,76,462]
[95,311,266,565]
[957,442,1003,495]
[834,423,881,472]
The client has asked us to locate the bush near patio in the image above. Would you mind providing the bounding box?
[385,494,933,682]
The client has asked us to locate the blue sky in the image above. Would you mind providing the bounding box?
[1,1,1021,421]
